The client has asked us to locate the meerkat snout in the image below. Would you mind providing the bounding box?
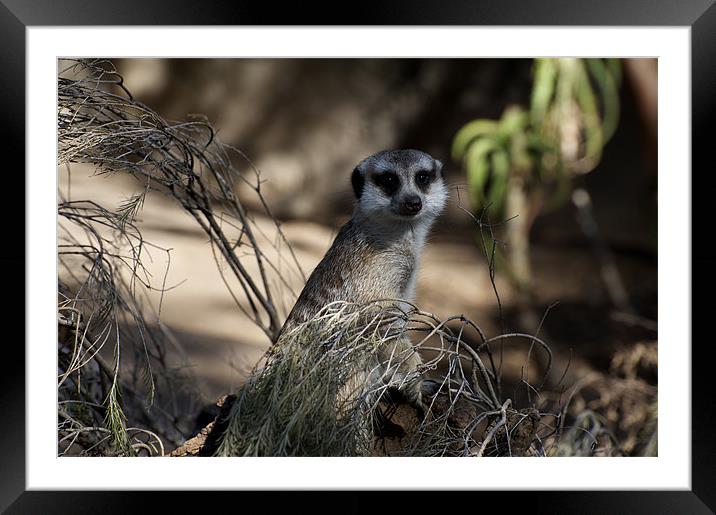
[399,194,422,216]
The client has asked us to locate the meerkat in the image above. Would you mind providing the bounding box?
[277,149,448,410]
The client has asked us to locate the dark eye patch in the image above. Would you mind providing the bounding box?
[415,169,435,191]
[373,171,400,196]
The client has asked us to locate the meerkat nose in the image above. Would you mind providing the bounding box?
[401,195,423,216]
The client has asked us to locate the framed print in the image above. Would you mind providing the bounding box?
[4,0,715,512]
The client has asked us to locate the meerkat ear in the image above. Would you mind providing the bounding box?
[434,159,444,177]
[351,167,365,199]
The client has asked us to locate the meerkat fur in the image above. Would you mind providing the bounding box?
[278,149,448,410]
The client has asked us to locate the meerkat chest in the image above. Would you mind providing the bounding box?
[368,239,419,301]
[402,255,420,301]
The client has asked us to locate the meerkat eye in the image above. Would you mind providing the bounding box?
[415,170,432,187]
[373,172,400,196]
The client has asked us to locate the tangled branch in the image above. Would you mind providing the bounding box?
[59,58,303,342]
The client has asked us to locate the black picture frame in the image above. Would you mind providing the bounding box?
[3,1,714,512]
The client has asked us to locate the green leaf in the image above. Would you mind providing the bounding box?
[575,62,604,167]
[465,137,500,209]
[486,148,510,213]
[585,58,621,143]
[526,132,555,154]
[531,58,557,128]
[451,119,497,162]
[606,58,622,86]
[497,106,528,142]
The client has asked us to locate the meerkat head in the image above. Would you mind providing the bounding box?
[351,149,448,224]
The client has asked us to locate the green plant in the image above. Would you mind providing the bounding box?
[453,58,622,291]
